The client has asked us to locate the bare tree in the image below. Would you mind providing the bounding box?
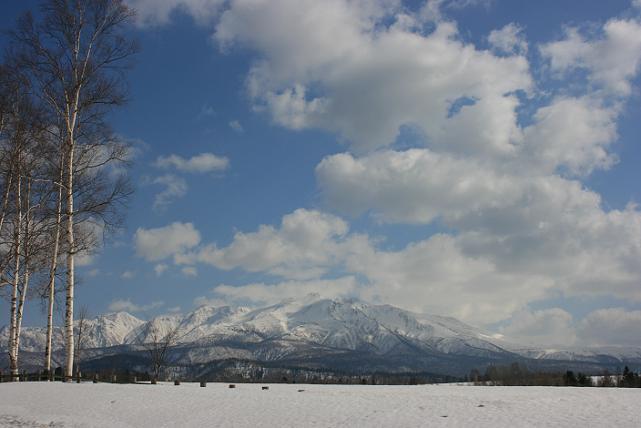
[74,305,89,379]
[0,63,51,380]
[11,0,137,380]
[139,322,180,383]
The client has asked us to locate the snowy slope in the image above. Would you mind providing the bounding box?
[3,295,640,373]
[0,312,144,352]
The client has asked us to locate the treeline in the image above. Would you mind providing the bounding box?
[0,363,461,385]
[469,362,641,387]
[83,357,461,385]
[1,0,136,381]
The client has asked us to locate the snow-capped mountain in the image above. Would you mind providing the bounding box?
[0,311,145,353]
[3,295,640,375]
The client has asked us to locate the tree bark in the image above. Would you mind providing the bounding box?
[44,157,64,376]
[8,175,21,381]
[0,171,13,236]
[64,139,75,381]
[14,179,32,369]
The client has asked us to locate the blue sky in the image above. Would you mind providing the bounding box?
[2,0,641,348]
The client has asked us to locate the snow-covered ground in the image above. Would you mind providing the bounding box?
[0,382,639,427]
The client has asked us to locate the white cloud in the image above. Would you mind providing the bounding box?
[418,0,494,23]
[75,252,95,267]
[181,266,198,277]
[540,19,641,96]
[499,308,577,346]
[197,105,216,119]
[348,234,547,323]
[151,174,187,210]
[121,270,136,280]
[73,219,106,267]
[154,264,169,276]
[108,299,164,313]
[127,3,641,337]
[171,204,641,325]
[155,153,229,173]
[203,277,359,307]
[214,0,531,153]
[634,0,641,9]
[135,222,201,262]
[229,120,244,133]
[193,296,228,308]
[488,23,528,54]
[577,308,641,347]
[126,0,224,26]
[522,96,619,176]
[498,307,641,347]
[316,149,519,224]
[175,209,362,279]
[86,269,100,278]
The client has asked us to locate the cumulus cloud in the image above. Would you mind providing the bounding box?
[214,0,531,153]
[86,269,100,278]
[499,308,577,346]
[121,270,136,280]
[175,209,364,279]
[577,308,641,347]
[135,222,201,262]
[348,234,546,323]
[151,174,187,210]
[499,307,641,347]
[316,149,518,224]
[129,2,641,336]
[169,203,641,324]
[229,120,244,132]
[522,96,619,176]
[126,0,224,26]
[154,153,229,173]
[181,266,198,277]
[154,264,169,276]
[540,19,641,95]
[108,299,164,313]
[142,192,641,324]
[193,296,228,308]
[201,276,359,307]
[488,23,528,54]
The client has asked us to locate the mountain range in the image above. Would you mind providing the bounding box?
[2,294,640,377]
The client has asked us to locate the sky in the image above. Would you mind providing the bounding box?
[1,0,641,348]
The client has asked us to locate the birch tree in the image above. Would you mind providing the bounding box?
[0,66,50,380]
[12,0,137,380]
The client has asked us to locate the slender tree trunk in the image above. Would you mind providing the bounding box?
[64,139,75,381]
[8,175,21,381]
[15,270,30,366]
[0,172,13,235]
[14,179,31,373]
[44,158,64,376]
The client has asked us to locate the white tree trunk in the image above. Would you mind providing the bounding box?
[8,175,21,381]
[14,179,31,372]
[0,172,12,235]
[44,162,64,376]
[64,141,75,381]
[15,270,29,366]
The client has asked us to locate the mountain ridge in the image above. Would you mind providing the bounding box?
[2,295,640,376]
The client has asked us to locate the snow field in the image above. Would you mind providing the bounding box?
[0,382,639,427]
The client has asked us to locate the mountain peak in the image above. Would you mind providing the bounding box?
[7,299,641,376]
